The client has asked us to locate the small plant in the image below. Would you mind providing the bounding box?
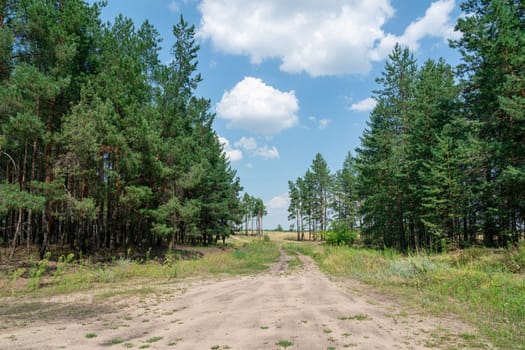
[145,336,162,343]
[260,326,269,330]
[85,333,97,339]
[340,314,370,321]
[146,247,152,262]
[276,340,294,348]
[53,253,75,283]
[7,268,26,296]
[109,338,124,345]
[27,252,51,290]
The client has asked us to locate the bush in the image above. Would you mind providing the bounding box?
[325,221,357,246]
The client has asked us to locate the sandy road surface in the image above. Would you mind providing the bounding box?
[1,252,489,350]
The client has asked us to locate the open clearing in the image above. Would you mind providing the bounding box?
[0,248,491,350]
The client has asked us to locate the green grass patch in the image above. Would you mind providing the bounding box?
[288,242,525,350]
[85,333,97,338]
[107,337,124,345]
[145,336,162,343]
[95,287,157,300]
[339,314,370,321]
[276,340,294,348]
[0,240,280,298]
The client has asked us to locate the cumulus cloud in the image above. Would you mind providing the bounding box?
[253,145,279,160]
[218,136,243,162]
[168,1,179,12]
[235,136,280,160]
[216,77,299,137]
[351,97,377,112]
[308,116,332,129]
[266,193,290,210]
[371,0,460,61]
[318,118,331,129]
[198,0,458,76]
[234,136,258,151]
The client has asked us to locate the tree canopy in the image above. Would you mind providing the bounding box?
[1,1,242,258]
[288,0,524,250]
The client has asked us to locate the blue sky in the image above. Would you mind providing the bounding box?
[90,0,463,229]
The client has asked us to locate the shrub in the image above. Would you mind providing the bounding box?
[325,221,357,246]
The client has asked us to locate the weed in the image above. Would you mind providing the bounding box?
[53,253,75,283]
[27,252,51,290]
[85,333,97,339]
[340,314,370,321]
[108,338,124,345]
[276,340,294,348]
[260,326,269,330]
[7,268,26,296]
[145,336,162,343]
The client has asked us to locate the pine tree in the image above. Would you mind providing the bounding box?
[451,0,525,245]
[356,44,417,250]
[332,152,358,230]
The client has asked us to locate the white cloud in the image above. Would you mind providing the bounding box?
[351,97,377,112]
[254,145,279,160]
[319,118,331,129]
[216,77,299,137]
[168,1,179,12]
[266,193,290,210]
[234,136,258,151]
[218,136,243,162]
[198,0,458,77]
[308,116,331,129]
[234,136,279,160]
[371,0,459,61]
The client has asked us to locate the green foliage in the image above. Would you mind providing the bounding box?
[0,1,242,255]
[53,253,75,283]
[27,252,51,290]
[276,340,294,348]
[324,221,357,246]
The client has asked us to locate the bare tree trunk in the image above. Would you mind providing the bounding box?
[9,208,23,260]
[27,141,37,253]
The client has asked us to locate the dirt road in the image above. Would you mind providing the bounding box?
[1,252,489,350]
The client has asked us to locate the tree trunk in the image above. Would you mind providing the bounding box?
[9,208,23,260]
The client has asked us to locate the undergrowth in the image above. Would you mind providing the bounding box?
[0,240,280,297]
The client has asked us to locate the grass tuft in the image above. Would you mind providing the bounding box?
[276,340,294,348]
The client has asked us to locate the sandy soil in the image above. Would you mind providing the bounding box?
[0,252,490,350]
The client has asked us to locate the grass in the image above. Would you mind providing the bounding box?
[107,337,124,345]
[286,241,525,350]
[276,340,294,348]
[145,336,162,343]
[339,314,370,321]
[0,240,280,298]
[85,333,97,339]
